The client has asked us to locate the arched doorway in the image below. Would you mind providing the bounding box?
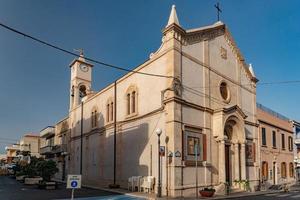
[222,116,246,186]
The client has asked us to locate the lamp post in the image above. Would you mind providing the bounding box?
[156,128,162,197]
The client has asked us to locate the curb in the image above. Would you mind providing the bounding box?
[52,179,293,200]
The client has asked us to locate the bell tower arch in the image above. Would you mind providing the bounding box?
[69,52,93,110]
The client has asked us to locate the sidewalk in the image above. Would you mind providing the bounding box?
[54,179,300,200]
[87,187,284,200]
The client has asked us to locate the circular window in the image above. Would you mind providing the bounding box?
[220,82,230,102]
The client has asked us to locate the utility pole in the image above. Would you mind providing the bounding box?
[195,141,199,199]
[109,81,119,188]
[80,101,83,175]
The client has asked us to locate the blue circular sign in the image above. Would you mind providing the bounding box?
[71,181,78,188]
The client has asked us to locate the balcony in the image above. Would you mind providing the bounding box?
[295,138,300,146]
[40,146,54,155]
[52,144,67,154]
[40,126,55,139]
[20,144,30,152]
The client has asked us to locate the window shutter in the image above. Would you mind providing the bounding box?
[203,134,207,161]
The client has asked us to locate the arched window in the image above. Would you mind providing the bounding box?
[127,93,130,115]
[106,103,110,122]
[126,86,138,116]
[110,102,114,121]
[106,98,114,123]
[281,162,287,178]
[91,108,98,128]
[262,161,268,180]
[289,162,294,178]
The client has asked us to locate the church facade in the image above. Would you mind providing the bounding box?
[67,5,259,197]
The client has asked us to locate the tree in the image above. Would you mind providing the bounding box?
[36,160,58,182]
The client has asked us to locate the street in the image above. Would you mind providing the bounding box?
[0,176,144,200]
[224,191,300,200]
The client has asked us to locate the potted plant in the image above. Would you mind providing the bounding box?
[23,157,43,185]
[241,180,250,191]
[199,187,216,197]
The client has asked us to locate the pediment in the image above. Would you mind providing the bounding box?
[223,105,247,119]
[214,105,247,120]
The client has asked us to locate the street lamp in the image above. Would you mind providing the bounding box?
[156,128,162,197]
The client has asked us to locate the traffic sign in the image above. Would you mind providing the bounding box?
[67,174,81,189]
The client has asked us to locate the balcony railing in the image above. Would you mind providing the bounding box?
[20,145,30,152]
[52,144,67,154]
[40,146,54,155]
[40,126,55,138]
[40,144,67,155]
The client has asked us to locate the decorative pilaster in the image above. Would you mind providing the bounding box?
[234,143,240,181]
[240,143,246,180]
[218,140,226,183]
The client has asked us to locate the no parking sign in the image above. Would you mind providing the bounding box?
[67,174,81,189]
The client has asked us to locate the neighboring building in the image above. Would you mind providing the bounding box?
[257,103,295,186]
[40,126,55,159]
[53,117,69,181]
[5,144,20,163]
[65,5,259,197]
[40,118,69,181]
[0,154,6,165]
[292,120,300,180]
[19,134,41,157]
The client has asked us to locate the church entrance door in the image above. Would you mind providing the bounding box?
[225,144,231,184]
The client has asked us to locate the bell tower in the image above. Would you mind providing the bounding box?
[69,52,93,110]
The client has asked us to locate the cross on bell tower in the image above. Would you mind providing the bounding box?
[214,2,222,21]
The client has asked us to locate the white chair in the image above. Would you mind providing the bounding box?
[140,176,155,193]
[132,176,143,192]
[128,177,133,191]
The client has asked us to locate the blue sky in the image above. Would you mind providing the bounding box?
[0,0,300,153]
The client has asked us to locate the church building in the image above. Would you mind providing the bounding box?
[67,5,259,197]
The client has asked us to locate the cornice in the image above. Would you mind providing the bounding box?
[69,58,93,68]
[258,119,294,134]
[163,96,214,114]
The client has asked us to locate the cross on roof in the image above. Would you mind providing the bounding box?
[214,2,222,21]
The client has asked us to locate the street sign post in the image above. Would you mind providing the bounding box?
[67,174,82,200]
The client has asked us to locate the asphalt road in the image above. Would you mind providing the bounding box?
[0,176,143,200]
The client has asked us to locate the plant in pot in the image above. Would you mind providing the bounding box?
[199,187,216,197]
[241,179,250,191]
[36,160,58,189]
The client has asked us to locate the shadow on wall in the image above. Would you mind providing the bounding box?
[68,111,149,187]
[118,123,149,182]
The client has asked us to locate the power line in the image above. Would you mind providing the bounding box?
[182,84,256,117]
[0,137,19,142]
[0,21,174,79]
[1,21,299,87]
